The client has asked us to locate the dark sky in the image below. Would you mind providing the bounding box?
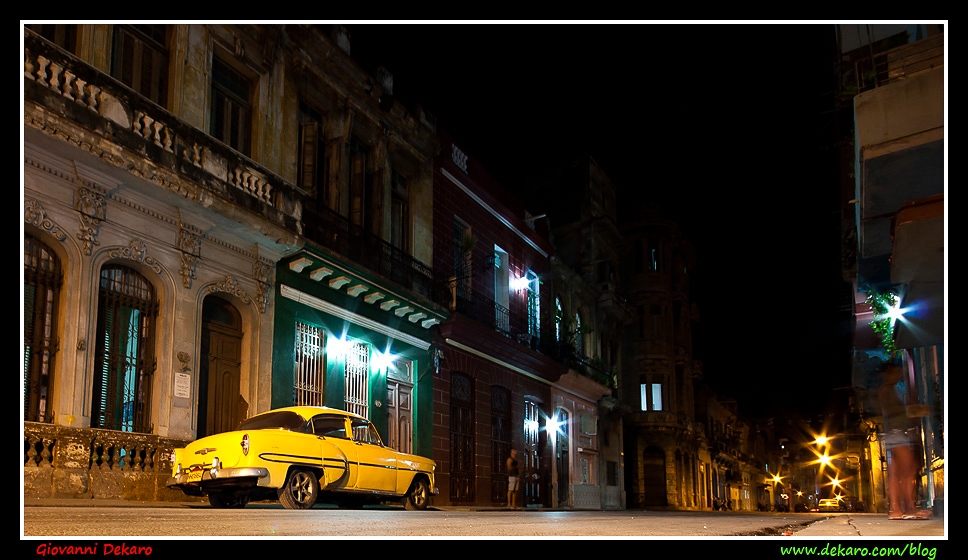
[346,23,854,419]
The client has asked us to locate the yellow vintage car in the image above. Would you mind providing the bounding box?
[818,497,844,512]
[167,406,436,510]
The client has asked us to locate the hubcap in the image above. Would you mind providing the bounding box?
[291,472,313,504]
[413,484,428,506]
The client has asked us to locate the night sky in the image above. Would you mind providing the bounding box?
[345,23,854,420]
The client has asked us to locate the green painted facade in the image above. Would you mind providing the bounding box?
[271,246,445,460]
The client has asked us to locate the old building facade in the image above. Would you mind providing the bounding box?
[523,157,628,510]
[835,24,945,516]
[23,23,443,501]
[430,134,620,509]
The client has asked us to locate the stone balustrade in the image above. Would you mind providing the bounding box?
[24,31,294,227]
[23,421,196,502]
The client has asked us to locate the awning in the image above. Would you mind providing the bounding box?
[890,195,945,349]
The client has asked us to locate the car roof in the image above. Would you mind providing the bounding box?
[253,406,367,422]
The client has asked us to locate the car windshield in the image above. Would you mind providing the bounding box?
[236,411,308,432]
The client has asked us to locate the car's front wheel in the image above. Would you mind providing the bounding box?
[404,478,431,511]
[278,469,319,510]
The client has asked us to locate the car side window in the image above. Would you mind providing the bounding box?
[350,418,383,446]
[311,415,348,439]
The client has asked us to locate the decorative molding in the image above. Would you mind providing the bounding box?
[176,223,201,289]
[108,239,163,274]
[208,275,256,310]
[253,259,272,313]
[451,143,469,173]
[280,284,430,351]
[24,198,67,241]
[74,186,105,256]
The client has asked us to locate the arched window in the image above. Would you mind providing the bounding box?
[24,233,62,423]
[92,265,158,432]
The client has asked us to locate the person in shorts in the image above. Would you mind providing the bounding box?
[507,449,521,509]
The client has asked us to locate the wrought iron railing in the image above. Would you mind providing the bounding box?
[445,281,617,389]
[302,202,443,305]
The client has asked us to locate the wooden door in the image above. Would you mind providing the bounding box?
[199,297,243,437]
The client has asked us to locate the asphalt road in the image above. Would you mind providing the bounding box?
[20,503,945,538]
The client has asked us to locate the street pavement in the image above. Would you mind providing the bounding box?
[22,498,946,538]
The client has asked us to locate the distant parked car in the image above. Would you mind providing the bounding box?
[819,498,844,512]
[167,406,437,510]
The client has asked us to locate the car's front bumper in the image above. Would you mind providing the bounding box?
[167,466,270,488]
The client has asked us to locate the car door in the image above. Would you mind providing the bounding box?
[309,414,355,488]
[349,417,397,493]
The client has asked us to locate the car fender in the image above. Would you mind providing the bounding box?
[319,438,350,487]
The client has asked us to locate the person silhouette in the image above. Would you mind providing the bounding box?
[507,449,521,509]
[878,363,929,520]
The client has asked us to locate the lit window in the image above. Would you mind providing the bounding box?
[640,383,663,412]
[92,265,158,432]
[526,270,539,339]
[293,322,325,406]
[343,340,369,418]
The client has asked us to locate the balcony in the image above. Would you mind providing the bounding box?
[24,30,303,246]
[302,202,443,307]
[840,32,944,95]
[25,30,443,313]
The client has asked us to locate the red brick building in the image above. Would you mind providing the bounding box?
[430,128,568,507]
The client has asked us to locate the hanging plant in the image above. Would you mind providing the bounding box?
[866,290,898,356]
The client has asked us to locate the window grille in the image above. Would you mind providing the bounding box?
[92,265,157,433]
[344,341,369,418]
[24,234,61,423]
[526,271,539,339]
[293,322,325,406]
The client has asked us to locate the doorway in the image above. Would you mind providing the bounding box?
[642,446,668,507]
[555,408,570,507]
[386,357,413,454]
[198,296,243,437]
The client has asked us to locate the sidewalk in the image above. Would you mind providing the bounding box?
[792,514,945,538]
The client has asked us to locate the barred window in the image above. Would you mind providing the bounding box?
[526,270,539,339]
[24,234,62,423]
[344,341,369,418]
[92,265,158,432]
[293,322,325,406]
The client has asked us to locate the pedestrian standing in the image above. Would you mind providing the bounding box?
[878,363,929,520]
[507,449,521,509]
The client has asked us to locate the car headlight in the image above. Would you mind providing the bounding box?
[241,433,249,456]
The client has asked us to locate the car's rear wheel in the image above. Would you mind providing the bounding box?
[404,477,431,511]
[278,469,319,510]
